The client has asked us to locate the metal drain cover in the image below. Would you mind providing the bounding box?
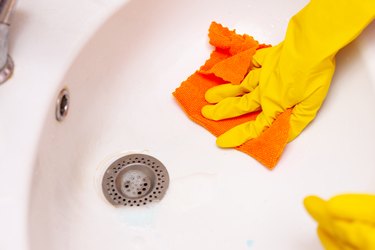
[102,154,169,207]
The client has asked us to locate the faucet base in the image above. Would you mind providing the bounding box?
[0,55,13,84]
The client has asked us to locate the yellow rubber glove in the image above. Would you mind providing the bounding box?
[304,194,375,250]
[202,0,375,147]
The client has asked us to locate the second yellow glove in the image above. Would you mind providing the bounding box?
[304,194,375,250]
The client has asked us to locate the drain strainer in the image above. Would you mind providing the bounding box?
[102,154,169,207]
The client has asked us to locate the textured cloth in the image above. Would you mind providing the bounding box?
[173,22,291,169]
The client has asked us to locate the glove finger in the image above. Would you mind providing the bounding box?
[288,102,317,142]
[305,197,359,250]
[202,87,261,121]
[305,196,375,249]
[205,84,248,104]
[327,194,375,224]
[252,47,273,67]
[328,220,375,249]
[288,64,334,142]
[304,196,335,235]
[204,68,261,104]
[304,196,328,222]
[216,111,272,147]
[288,85,330,142]
[317,227,353,250]
[239,68,261,91]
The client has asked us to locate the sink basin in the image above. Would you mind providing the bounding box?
[2,0,374,249]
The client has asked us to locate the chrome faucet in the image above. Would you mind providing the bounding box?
[0,0,16,84]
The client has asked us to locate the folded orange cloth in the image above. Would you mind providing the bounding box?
[173,22,291,169]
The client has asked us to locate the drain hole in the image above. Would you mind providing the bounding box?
[102,153,169,207]
[56,88,70,122]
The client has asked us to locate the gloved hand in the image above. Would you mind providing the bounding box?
[304,194,375,250]
[201,0,375,147]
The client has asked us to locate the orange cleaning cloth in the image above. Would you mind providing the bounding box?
[173,22,292,169]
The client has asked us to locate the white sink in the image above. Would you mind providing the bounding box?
[1,0,374,249]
